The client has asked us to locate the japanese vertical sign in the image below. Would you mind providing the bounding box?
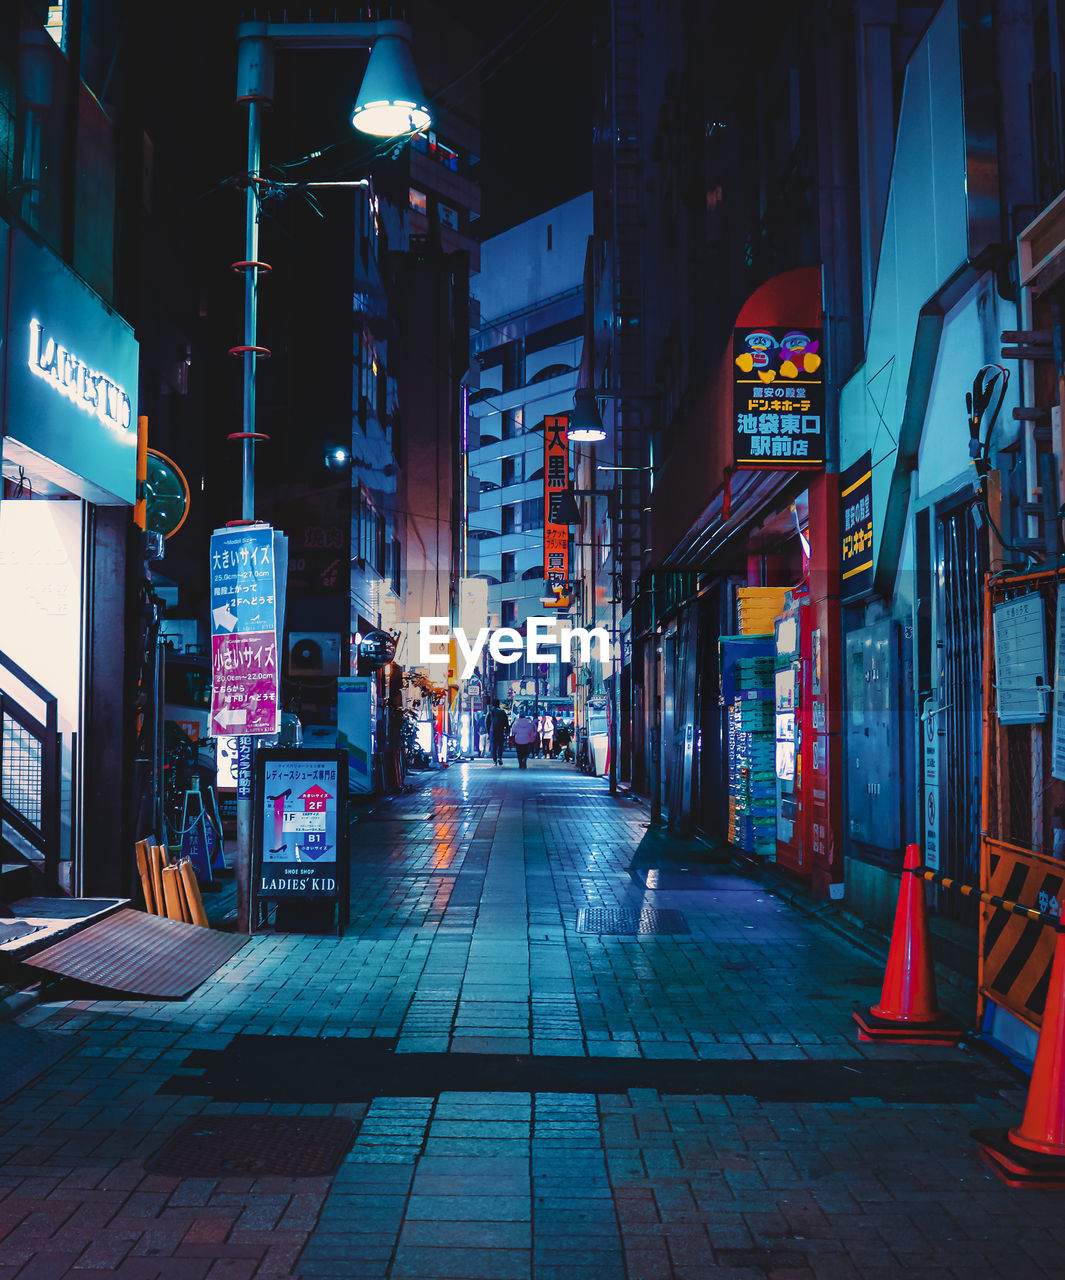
[733,327,825,467]
[922,697,941,870]
[840,451,874,594]
[543,414,570,589]
[209,525,280,736]
[1053,585,1065,781]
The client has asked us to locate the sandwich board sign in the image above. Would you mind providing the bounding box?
[251,749,349,935]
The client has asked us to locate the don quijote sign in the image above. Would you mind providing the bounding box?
[733,326,825,469]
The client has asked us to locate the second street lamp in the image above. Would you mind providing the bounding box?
[225,17,433,934]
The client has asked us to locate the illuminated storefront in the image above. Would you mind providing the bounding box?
[0,220,139,895]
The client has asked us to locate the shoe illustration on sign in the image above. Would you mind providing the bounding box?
[266,788,291,853]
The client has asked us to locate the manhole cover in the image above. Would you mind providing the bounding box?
[145,1114,359,1177]
[575,907,689,934]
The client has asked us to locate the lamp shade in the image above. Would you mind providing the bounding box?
[351,33,432,137]
[552,489,584,525]
[568,389,606,442]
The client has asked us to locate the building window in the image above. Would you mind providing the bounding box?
[409,187,427,214]
[501,341,523,393]
[521,498,544,531]
[45,3,64,46]
[390,537,401,595]
[527,363,574,384]
[502,553,515,583]
[501,600,517,626]
[502,505,516,535]
[501,457,516,486]
[502,408,522,439]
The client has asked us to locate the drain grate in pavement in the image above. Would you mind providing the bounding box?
[576,907,689,934]
[145,1114,359,1177]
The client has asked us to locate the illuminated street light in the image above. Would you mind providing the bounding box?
[351,24,432,137]
[568,388,607,442]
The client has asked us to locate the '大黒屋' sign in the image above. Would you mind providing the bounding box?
[840,450,873,594]
[543,414,570,589]
[733,327,825,468]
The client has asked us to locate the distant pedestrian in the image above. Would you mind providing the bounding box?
[486,700,509,765]
[542,714,555,758]
[555,720,572,762]
[511,712,538,768]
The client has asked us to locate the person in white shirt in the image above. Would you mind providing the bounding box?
[542,714,555,759]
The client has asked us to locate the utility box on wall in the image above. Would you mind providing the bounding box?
[845,620,901,855]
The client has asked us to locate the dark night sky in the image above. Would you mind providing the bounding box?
[421,0,595,235]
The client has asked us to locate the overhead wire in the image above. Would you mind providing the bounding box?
[429,0,567,107]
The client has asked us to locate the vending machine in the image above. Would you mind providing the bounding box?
[774,599,812,875]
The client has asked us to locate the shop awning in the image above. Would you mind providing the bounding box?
[658,468,805,573]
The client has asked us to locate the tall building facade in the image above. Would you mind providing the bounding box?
[590,0,1060,1064]
[0,0,231,898]
[467,193,592,702]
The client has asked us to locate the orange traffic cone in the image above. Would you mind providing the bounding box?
[975,925,1065,1186]
[852,844,964,1045]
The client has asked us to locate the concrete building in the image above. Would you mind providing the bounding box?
[586,0,1058,1068]
[467,193,592,703]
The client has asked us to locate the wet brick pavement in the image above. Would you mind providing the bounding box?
[1,759,1064,1278]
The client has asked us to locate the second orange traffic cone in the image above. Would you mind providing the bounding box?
[975,923,1065,1186]
[853,843,964,1045]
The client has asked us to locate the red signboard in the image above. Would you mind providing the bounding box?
[209,524,281,737]
[543,414,570,589]
[210,631,279,736]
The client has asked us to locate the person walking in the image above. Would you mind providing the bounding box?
[542,713,555,759]
[486,700,509,765]
[511,710,538,769]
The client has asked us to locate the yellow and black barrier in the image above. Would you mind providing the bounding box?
[908,866,1065,931]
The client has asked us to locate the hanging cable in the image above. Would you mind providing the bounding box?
[965,363,1044,568]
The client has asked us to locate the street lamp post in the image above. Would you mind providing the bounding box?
[226,18,431,933]
[555,486,620,796]
[569,388,658,806]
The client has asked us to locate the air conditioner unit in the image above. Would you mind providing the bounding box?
[287,632,341,677]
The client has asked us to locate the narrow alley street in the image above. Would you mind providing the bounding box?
[1,761,1062,1280]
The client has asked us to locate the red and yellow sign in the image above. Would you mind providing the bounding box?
[543,414,570,589]
[733,326,825,468]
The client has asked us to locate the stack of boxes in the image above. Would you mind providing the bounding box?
[726,652,777,858]
[737,586,789,636]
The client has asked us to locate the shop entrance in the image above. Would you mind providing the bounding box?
[929,492,986,923]
[0,498,86,893]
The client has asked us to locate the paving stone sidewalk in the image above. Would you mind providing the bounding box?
[0,760,1063,1279]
